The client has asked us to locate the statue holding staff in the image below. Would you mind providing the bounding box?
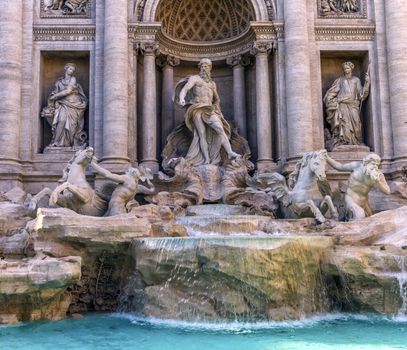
[324,61,370,149]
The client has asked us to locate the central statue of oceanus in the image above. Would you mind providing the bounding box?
[172,58,239,167]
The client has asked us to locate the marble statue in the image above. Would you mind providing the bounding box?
[222,155,278,216]
[327,153,390,220]
[41,63,88,148]
[148,157,203,207]
[29,147,107,216]
[44,0,64,11]
[320,0,339,14]
[44,0,88,14]
[320,0,359,15]
[90,161,155,216]
[258,150,338,223]
[173,58,239,166]
[323,61,370,149]
[64,0,89,13]
[342,0,359,12]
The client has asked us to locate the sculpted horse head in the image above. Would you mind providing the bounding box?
[73,147,94,166]
[288,150,328,189]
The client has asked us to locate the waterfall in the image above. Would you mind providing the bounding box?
[395,256,407,317]
[118,236,334,321]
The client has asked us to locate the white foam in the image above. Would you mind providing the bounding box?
[111,313,406,332]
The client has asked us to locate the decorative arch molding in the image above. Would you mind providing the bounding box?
[133,0,275,22]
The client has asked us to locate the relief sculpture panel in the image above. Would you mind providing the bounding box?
[41,0,90,17]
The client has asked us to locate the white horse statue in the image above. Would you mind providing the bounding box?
[29,147,107,216]
[258,150,338,223]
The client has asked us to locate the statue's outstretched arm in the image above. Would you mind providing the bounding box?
[90,160,124,184]
[326,156,357,172]
[138,184,155,195]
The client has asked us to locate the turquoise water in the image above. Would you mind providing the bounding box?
[1,314,407,350]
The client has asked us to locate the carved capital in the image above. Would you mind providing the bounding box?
[157,55,181,69]
[226,55,251,68]
[139,42,160,56]
[250,41,274,56]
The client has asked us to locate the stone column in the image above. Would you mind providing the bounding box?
[385,1,407,159]
[226,55,249,138]
[284,0,313,158]
[251,41,274,170]
[159,55,180,146]
[102,0,129,164]
[140,42,159,173]
[0,2,22,163]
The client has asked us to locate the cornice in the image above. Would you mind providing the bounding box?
[315,24,375,41]
[33,25,95,41]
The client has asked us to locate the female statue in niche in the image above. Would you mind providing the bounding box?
[323,61,370,150]
[41,63,88,148]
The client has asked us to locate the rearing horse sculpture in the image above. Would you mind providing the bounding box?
[258,150,338,223]
[29,147,107,216]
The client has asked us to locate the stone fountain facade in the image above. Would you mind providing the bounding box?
[1,0,407,325]
[0,0,407,191]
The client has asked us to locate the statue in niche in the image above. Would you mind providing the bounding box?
[173,58,239,167]
[44,0,89,14]
[41,63,88,148]
[90,160,155,216]
[159,58,250,203]
[327,154,390,220]
[323,61,370,150]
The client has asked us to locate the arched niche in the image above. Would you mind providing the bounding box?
[134,0,275,23]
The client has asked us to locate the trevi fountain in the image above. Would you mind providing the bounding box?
[1,0,407,349]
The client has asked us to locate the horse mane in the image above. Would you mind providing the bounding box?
[288,153,312,189]
[60,148,88,182]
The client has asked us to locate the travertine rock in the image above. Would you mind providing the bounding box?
[0,255,81,324]
[32,207,153,256]
[124,236,334,321]
[327,246,405,314]
[0,229,34,258]
[0,202,32,235]
[328,206,407,247]
[4,187,28,204]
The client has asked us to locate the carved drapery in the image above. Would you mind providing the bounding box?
[40,0,91,18]
[318,0,367,19]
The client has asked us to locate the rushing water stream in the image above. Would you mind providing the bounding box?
[1,314,407,350]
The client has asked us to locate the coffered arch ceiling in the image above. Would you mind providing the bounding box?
[135,0,275,23]
[155,0,256,42]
